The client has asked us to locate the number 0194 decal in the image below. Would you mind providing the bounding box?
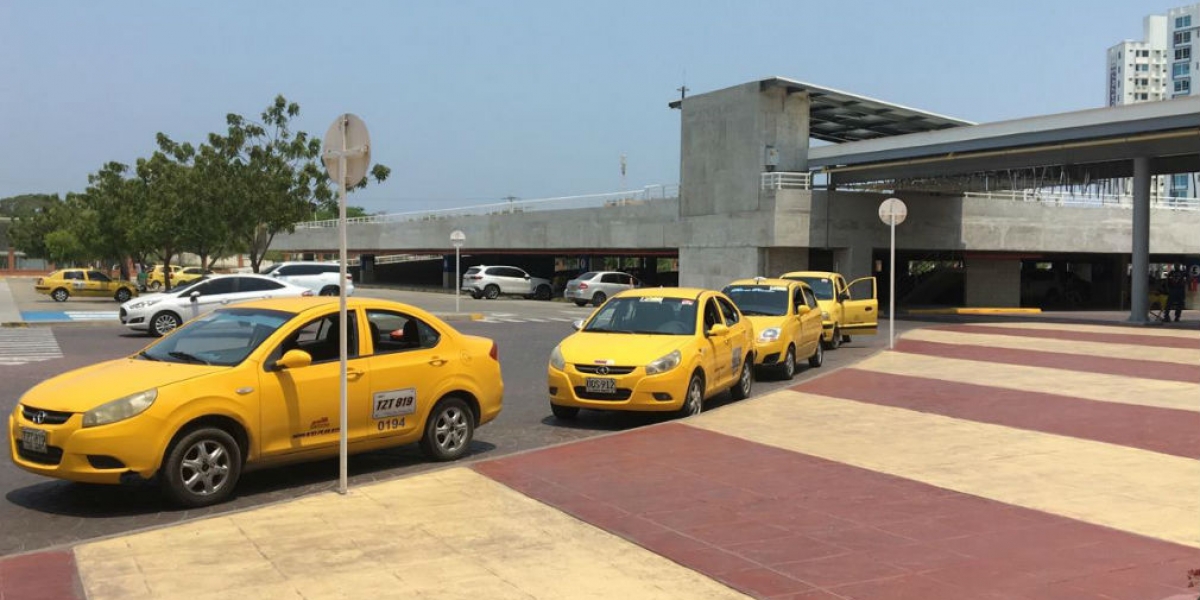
[373,388,416,420]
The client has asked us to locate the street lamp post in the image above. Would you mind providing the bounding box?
[451,230,465,313]
[878,198,907,350]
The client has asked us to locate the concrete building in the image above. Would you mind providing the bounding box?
[1106,15,1167,106]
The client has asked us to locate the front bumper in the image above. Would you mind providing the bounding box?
[119,307,150,331]
[548,365,687,412]
[9,404,165,485]
[752,338,789,366]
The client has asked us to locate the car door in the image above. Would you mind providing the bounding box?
[799,286,823,355]
[186,278,238,318]
[257,310,370,456]
[843,277,879,335]
[361,309,448,447]
[715,296,750,384]
[237,277,291,300]
[499,267,528,295]
[699,297,733,390]
[83,271,111,297]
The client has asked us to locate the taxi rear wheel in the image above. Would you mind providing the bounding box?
[731,356,753,401]
[114,288,132,303]
[825,326,842,350]
[51,288,69,302]
[162,427,242,508]
[678,374,704,418]
[551,404,579,420]
[777,346,796,380]
[808,340,824,368]
[420,397,474,461]
[148,281,163,292]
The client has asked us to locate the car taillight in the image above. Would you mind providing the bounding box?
[36,278,43,285]
[302,290,313,296]
[345,273,353,281]
[469,275,481,280]
[489,342,498,361]
[578,282,588,290]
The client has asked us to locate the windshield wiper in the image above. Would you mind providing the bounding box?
[585,327,635,334]
[739,310,779,316]
[167,351,211,365]
[137,351,159,362]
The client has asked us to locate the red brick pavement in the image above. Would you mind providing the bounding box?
[475,423,1198,600]
[0,550,84,600]
[938,324,1200,350]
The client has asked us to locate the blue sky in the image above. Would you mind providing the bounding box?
[0,1,1171,214]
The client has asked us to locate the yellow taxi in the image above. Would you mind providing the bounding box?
[35,268,138,303]
[176,266,210,285]
[779,271,878,349]
[9,297,503,507]
[722,278,824,379]
[548,287,755,420]
[146,265,184,291]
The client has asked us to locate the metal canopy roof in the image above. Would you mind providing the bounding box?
[670,77,974,143]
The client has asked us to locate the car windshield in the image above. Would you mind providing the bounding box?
[792,277,834,300]
[169,277,212,296]
[139,308,291,366]
[583,296,696,335]
[260,264,280,275]
[723,285,790,316]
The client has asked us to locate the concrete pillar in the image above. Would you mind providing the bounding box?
[1129,157,1151,323]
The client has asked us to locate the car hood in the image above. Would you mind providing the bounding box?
[559,331,688,366]
[745,315,789,330]
[123,292,174,308]
[17,358,226,413]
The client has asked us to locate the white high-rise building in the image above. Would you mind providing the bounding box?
[1106,15,1168,106]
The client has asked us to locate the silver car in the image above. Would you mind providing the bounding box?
[563,271,640,307]
[461,265,554,300]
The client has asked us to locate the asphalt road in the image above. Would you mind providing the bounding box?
[0,287,922,556]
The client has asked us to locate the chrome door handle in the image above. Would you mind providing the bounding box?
[346,368,365,379]
[429,358,447,367]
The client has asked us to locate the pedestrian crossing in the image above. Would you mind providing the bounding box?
[0,327,63,365]
[475,312,582,324]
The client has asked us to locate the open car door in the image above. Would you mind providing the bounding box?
[842,277,878,336]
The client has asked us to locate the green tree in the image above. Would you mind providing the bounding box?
[130,152,191,289]
[0,193,59,218]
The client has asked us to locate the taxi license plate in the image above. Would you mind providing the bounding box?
[21,428,47,454]
[585,378,616,394]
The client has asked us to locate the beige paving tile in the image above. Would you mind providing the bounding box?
[977,321,1200,339]
[689,390,1200,548]
[76,468,752,600]
[904,328,1200,365]
[856,351,1200,412]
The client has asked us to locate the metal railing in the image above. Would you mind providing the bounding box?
[295,184,680,229]
[760,171,812,191]
[346,253,440,267]
[962,190,1200,210]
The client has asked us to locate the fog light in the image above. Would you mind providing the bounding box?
[548,387,558,395]
[87,455,126,469]
[652,392,673,401]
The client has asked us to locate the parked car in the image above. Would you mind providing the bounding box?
[460,265,553,300]
[10,297,504,507]
[35,268,138,303]
[779,270,878,349]
[723,278,824,379]
[120,274,312,337]
[145,265,184,291]
[263,261,354,296]
[548,287,755,420]
[564,271,640,307]
[176,267,211,285]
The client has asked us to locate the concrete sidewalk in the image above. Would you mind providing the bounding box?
[2,322,1198,598]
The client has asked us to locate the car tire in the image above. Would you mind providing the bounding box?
[151,311,182,337]
[114,288,132,303]
[777,345,796,380]
[591,292,607,307]
[825,325,841,350]
[550,404,579,420]
[51,288,69,302]
[731,355,753,401]
[161,427,242,508]
[808,340,824,368]
[319,286,339,296]
[534,285,552,301]
[471,290,482,300]
[419,396,474,462]
[677,373,704,418]
[841,334,852,344]
[483,285,500,300]
[149,281,163,292]
[573,300,588,307]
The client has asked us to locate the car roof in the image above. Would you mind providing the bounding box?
[780,271,840,278]
[726,277,808,288]
[616,286,710,300]
[223,296,421,316]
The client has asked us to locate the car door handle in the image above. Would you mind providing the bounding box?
[429,357,448,367]
[346,368,365,379]
[865,307,873,312]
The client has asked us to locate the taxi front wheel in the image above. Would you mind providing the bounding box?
[51,288,69,302]
[731,356,752,401]
[551,404,579,420]
[677,374,704,418]
[162,427,242,508]
[420,397,474,461]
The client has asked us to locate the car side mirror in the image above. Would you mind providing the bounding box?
[708,323,730,337]
[190,291,201,301]
[571,319,584,331]
[274,349,313,370]
[797,305,811,315]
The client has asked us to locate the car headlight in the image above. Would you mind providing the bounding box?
[549,345,565,371]
[645,350,681,375]
[127,299,161,310]
[757,327,781,343]
[821,310,830,320]
[83,389,158,428]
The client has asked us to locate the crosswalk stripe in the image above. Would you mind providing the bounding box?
[0,328,63,365]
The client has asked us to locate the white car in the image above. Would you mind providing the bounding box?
[261,261,355,296]
[460,265,553,300]
[120,274,312,336]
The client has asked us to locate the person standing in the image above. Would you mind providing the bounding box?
[1165,265,1187,322]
